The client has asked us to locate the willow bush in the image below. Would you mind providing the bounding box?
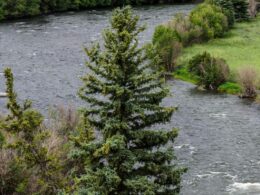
[167,13,203,47]
[188,52,230,90]
[190,3,228,40]
[153,24,183,72]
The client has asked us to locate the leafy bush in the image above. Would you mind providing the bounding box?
[231,0,250,21]
[167,13,203,46]
[208,0,235,27]
[153,25,182,72]
[237,67,258,98]
[190,3,228,40]
[188,52,230,90]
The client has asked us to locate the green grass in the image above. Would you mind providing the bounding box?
[178,16,260,73]
[174,68,199,84]
[217,82,241,94]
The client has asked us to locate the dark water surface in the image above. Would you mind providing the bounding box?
[1,4,260,195]
[167,81,260,195]
[0,5,193,111]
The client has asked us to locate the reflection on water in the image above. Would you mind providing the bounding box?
[0,4,260,195]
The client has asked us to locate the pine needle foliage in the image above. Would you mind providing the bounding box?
[231,0,250,21]
[208,0,235,27]
[75,6,186,194]
[0,68,63,194]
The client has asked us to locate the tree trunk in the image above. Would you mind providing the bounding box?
[249,0,257,17]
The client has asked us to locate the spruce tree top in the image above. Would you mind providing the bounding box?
[80,6,174,138]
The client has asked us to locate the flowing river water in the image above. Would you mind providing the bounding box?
[0,4,260,195]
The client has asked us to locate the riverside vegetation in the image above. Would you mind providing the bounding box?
[0,1,259,194]
[0,0,193,20]
[0,6,186,194]
[152,0,260,98]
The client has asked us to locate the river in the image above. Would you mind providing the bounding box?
[0,4,260,195]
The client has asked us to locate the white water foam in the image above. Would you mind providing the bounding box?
[174,144,196,154]
[227,182,260,194]
[209,113,227,119]
[174,144,194,150]
[196,172,237,181]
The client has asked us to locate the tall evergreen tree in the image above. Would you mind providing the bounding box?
[72,6,186,194]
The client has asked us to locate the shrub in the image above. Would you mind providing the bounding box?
[190,3,228,40]
[188,52,230,90]
[153,25,182,72]
[167,13,203,46]
[237,67,258,98]
[231,0,250,21]
[208,0,235,27]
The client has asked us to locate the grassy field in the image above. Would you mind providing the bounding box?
[178,16,260,74]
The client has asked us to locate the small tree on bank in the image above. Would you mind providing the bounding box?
[0,68,63,194]
[73,6,186,194]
